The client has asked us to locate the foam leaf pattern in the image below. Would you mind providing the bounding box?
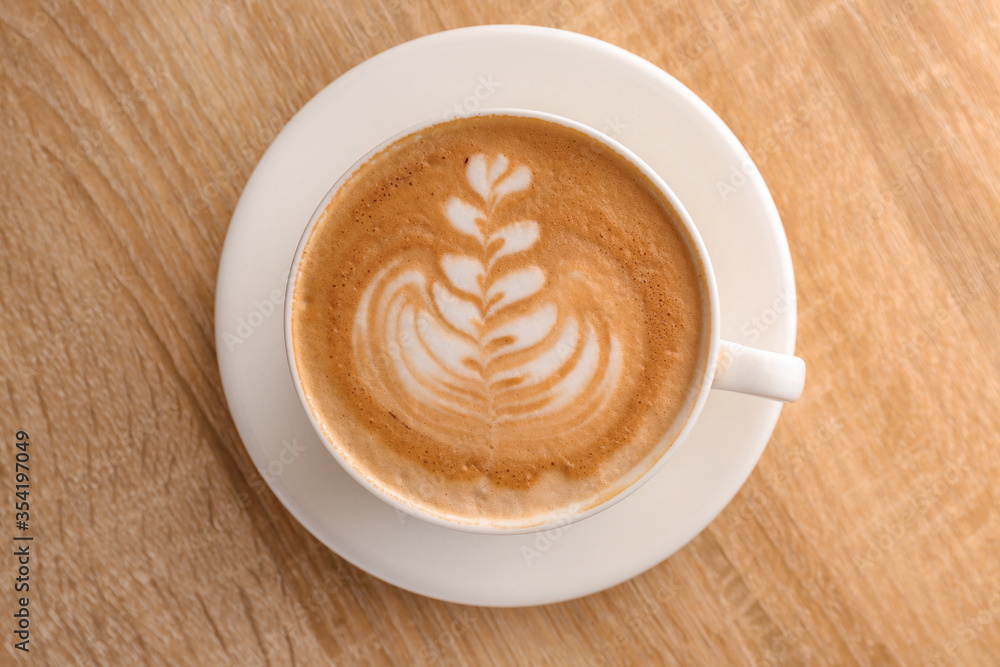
[491,165,531,201]
[440,254,484,298]
[444,198,484,242]
[485,267,545,315]
[488,221,539,268]
[352,153,624,446]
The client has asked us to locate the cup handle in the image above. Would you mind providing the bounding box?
[711,341,806,402]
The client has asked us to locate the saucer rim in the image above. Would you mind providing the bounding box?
[215,25,796,607]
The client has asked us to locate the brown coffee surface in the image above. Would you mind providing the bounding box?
[292,115,707,525]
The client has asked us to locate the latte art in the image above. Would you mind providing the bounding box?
[292,115,706,524]
[353,154,629,450]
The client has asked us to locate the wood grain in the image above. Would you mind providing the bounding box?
[3,0,1000,664]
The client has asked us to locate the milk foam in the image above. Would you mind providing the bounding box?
[353,154,624,439]
[291,116,706,525]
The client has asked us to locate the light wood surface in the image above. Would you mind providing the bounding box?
[3,0,1000,664]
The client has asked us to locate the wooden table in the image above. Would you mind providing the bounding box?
[3,0,999,664]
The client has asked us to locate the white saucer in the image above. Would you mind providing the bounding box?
[215,26,797,607]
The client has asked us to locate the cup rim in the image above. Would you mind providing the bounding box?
[283,108,721,534]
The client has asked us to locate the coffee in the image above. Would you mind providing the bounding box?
[292,115,707,525]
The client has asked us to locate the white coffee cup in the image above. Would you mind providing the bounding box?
[284,109,805,534]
